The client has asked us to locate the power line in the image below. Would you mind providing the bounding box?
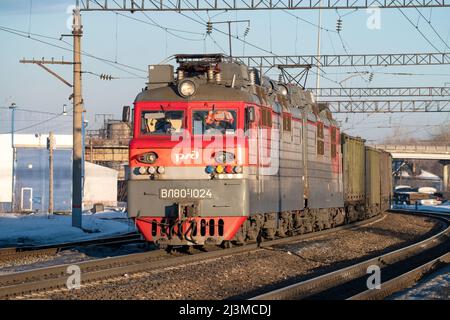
[0,106,72,116]
[397,8,443,53]
[0,25,147,78]
[0,107,74,134]
[109,0,206,41]
[282,9,337,34]
[413,7,450,50]
[82,70,145,80]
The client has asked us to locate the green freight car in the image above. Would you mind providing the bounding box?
[341,134,366,222]
[342,135,393,221]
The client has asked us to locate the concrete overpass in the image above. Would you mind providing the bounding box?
[372,145,450,160]
[372,144,450,192]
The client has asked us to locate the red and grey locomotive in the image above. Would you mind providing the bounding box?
[126,54,392,247]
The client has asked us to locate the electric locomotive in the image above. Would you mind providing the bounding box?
[125,54,391,247]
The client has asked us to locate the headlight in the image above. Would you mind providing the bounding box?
[178,79,197,98]
[138,167,147,175]
[214,151,235,164]
[148,166,157,175]
[278,84,289,96]
[157,166,165,174]
[139,152,158,164]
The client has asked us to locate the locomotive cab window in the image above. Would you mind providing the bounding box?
[141,110,184,135]
[192,110,237,135]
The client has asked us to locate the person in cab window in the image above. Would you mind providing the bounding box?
[205,110,235,134]
[154,117,174,134]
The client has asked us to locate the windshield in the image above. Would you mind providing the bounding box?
[141,110,184,135]
[192,110,237,135]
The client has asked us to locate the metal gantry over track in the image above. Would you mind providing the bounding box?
[313,87,450,97]
[326,100,450,113]
[77,1,450,113]
[80,0,450,11]
[232,53,450,68]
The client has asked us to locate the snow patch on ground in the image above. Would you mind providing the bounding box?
[0,211,136,247]
[390,265,450,300]
[393,203,450,214]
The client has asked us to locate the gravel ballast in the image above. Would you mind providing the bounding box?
[28,213,441,300]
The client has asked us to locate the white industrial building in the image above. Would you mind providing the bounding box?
[0,134,118,213]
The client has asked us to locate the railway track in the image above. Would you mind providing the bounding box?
[0,214,386,299]
[0,233,143,263]
[250,210,449,300]
[0,211,446,300]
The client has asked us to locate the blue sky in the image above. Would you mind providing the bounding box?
[0,0,449,142]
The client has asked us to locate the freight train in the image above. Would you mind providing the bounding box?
[124,54,393,248]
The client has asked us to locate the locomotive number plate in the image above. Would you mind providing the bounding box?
[159,188,213,200]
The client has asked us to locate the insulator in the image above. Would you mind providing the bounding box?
[207,68,214,82]
[177,69,184,81]
[244,26,250,37]
[278,74,283,83]
[249,70,256,85]
[215,71,222,83]
[369,73,374,82]
[336,18,343,33]
[206,21,213,34]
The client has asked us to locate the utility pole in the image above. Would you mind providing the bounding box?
[228,22,232,58]
[47,132,54,214]
[315,1,323,102]
[18,4,83,228]
[9,103,17,212]
[72,5,83,228]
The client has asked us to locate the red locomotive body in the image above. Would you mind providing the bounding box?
[130,100,250,246]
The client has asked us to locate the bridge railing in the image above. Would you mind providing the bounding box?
[372,145,450,154]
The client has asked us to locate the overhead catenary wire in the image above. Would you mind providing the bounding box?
[109,0,206,41]
[82,70,145,80]
[0,106,72,116]
[167,4,357,97]
[413,7,450,50]
[282,9,337,34]
[0,107,74,134]
[27,0,33,37]
[0,25,147,78]
[114,12,119,63]
[397,8,443,53]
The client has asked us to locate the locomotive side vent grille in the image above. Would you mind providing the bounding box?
[150,218,225,239]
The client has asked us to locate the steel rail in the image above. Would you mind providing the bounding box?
[250,211,449,300]
[348,252,450,300]
[0,233,142,262]
[0,214,386,299]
